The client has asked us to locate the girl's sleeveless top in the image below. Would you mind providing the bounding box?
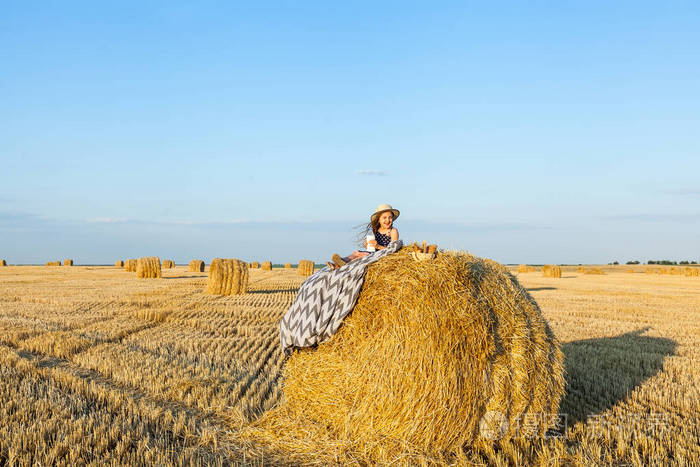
[375,229,392,247]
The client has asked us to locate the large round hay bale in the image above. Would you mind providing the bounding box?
[136,257,161,279]
[206,258,248,295]
[162,259,175,269]
[251,261,260,269]
[1,259,7,266]
[542,264,561,278]
[297,259,314,276]
[259,248,565,460]
[189,259,205,272]
[115,260,124,268]
[261,261,272,271]
[284,262,291,269]
[63,259,74,266]
[685,267,699,277]
[124,259,137,272]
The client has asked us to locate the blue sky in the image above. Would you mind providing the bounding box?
[2,1,699,264]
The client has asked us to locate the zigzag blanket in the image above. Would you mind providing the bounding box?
[280,240,403,355]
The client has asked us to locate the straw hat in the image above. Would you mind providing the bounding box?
[371,204,400,223]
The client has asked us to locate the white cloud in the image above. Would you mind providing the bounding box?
[356,170,388,176]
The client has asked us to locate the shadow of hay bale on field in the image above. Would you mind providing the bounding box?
[560,328,676,425]
[246,247,566,462]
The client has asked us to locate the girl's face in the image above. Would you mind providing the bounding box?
[378,211,393,229]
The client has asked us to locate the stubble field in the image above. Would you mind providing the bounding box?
[0,263,698,465]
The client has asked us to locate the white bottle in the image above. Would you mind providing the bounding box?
[366,234,376,252]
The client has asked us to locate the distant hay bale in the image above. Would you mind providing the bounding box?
[542,264,561,278]
[136,257,162,279]
[577,266,585,273]
[0,260,6,266]
[626,269,635,273]
[124,259,138,272]
[189,259,205,272]
[669,267,682,275]
[261,261,272,271]
[646,267,655,274]
[583,268,605,275]
[162,259,175,269]
[685,267,699,277]
[46,261,61,266]
[252,248,565,461]
[251,261,260,269]
[297,260,315,276]
[517,264,536,273]
[206,258,248,295]
[115,260,124,268]
[284,262,291,269]
[657,268,669,275]
[63,259,73,266]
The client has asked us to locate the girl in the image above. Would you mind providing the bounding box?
[327,204,400,269]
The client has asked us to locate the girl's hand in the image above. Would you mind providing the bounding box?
[367,239,378,248]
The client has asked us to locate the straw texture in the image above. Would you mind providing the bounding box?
[189,259,205,272]
[262,261,272,271]
[136,257,162,279]
[206,258,248,295]
[297,260,314,277]
[124,259,137,272]
[63,259,74,266]
[162,259,175,269]
[114,260,124,268]
[248,247,565,462]
[542,265,561,278]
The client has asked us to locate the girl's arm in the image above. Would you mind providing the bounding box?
[390,228,399,242]
[376,228,399,250]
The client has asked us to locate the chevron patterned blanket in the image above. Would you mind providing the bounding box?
[280,240,403,355]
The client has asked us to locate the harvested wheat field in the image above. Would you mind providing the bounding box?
[0,260,698,465]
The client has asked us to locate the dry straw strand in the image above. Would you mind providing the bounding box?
[247,246,565,462]
[136,257,162,279]
[188,259,205,272]
[206,258,248,295]
[297,260,315,277]
[262,261,272,271]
